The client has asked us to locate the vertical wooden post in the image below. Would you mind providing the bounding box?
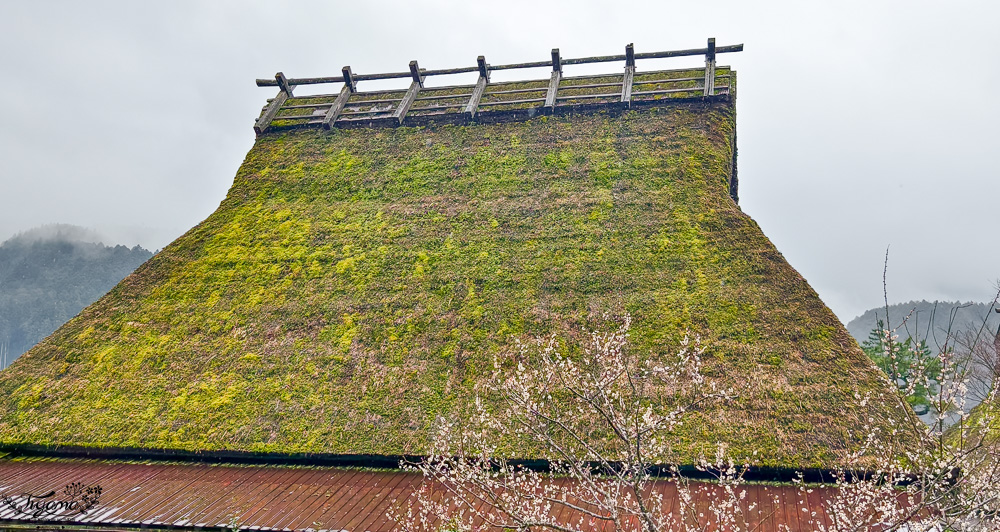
[342,66,356,92]
[275,72,294,97]
[394,60,423,124]
[254,71,295,136]
[703,38,716,96]
[545,48,562,109]
[621,43,635,107]
[465,55,489,118]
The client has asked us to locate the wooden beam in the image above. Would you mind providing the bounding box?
[409,60,424,88]
[477,55,489,80]
[465,77,488,117]
[255,42,745,87]
[703,38,716,96]
[622,43,635,106]
[392,61,425,124]
[254,72,295,135]
[275,72,294,97]
[394,81,422,124]
[545,48,561,109]
[466,56,489,118]
[342,66,356,91]
[322,84,353,130]
[253,90,289,136]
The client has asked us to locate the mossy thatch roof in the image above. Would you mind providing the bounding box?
[0,99,916,469]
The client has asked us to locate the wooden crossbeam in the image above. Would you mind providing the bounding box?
[256,42,744,88]
[545,49,562,109]
[275,72,294,97]
[703,38,716,96]
[322,84,353,129]
[465,56,489,118]
[622,43,635,106]
[394,61,424,124]
[254,72,296,135]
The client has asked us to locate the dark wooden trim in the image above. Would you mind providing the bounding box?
[0,442,906,485]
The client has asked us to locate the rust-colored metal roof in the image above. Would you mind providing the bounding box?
[0,458,847,531]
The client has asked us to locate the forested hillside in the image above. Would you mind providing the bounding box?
[846,300,999,346]
[0,225,152,367]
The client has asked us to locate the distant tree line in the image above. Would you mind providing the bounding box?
[0,225,152,368]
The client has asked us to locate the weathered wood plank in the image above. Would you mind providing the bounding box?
[281,103,334,110]
[342,66,356,91]
[544,49,562,109]
[485,87,547,96]
[478,97,546,107]
[622,43,635,106]
[254,72,296,135]
[394,81,422,124]
[621,66,635,105]
[254,91,288,135]
[703,38,716,96]
[465,56,490,118]
[275,72,295,97]
[544,71,561,108]
[477,55,489,79]
[631,87,703,97]
[415,93,473,102]
[409,60,424,87]
[465,77,488,117]
[558,92,620,101]
[560,81,621,90]
[322,84,354,129]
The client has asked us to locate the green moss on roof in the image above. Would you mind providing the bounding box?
[0,101,915,468]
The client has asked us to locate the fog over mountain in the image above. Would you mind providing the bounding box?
[0,224,153,367]
[846,300,1000,347]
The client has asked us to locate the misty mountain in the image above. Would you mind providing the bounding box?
[0,224,152,368]
[846,300,1000,346]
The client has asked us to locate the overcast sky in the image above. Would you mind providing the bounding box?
[1,0,997,322]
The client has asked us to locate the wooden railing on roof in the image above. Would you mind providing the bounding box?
[253,39,743,135]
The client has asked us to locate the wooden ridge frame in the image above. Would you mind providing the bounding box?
[254,39,742,135]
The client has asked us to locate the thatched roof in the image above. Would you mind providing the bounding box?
[0,94,915,468]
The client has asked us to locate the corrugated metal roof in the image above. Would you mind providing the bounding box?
[0,458,852,531]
